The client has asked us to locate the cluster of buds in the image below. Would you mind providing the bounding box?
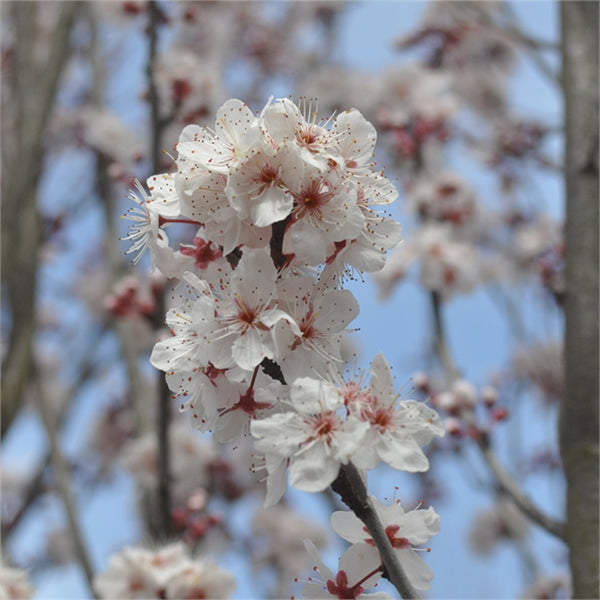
[415,375,507,440]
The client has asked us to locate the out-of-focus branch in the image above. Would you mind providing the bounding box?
[146,0,174,541]
[2,324,110,541]
[494,2,560,86]
[429,291,567,541]
[332,463,421,600]
[560,3,599,598]
[32,366,98,599]
[1,1,80,438]
[85,3,152,437]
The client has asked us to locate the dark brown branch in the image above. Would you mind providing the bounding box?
[147,0,173,541]
[332,463,421,599]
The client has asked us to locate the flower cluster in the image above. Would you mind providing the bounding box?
[93,542,235,599]
[122,97,442,498]
[124,97,443,592]
[301,497,440,597]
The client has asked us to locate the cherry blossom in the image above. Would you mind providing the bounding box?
[93,542,235,599]
[346,353,445,472]
[251,377,368,494]
[331,497,440,590]
[301,540,391,600]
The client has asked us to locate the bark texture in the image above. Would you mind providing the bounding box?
[560,3,599,598]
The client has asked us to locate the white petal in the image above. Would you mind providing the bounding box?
[330,511,366,544]
[289,443,340,492]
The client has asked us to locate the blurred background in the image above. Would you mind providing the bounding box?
[1,2,572,599]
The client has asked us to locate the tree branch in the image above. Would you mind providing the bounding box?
[429,291,567,541]
[332,463,421,599]
[33,366,98,599]
[146,0,174,541]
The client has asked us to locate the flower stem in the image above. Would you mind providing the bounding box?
[331,463,421,599]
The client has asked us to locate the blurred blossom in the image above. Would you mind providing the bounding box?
[79,108,145,173]
[93,542,235,599]
[469,499,528,555]
[121,421,217,505]
[0,558,34,600]
[512,340,564,405]
[520,573,571,600]
[252,505,329,579]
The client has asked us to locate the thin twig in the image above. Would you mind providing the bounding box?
[32,365,99,599]
[496,2,560,86]
[429,291,567,542]
[2,324,110,541]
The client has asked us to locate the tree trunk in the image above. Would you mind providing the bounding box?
[560,3,599,598]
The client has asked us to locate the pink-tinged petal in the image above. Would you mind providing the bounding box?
[358,171,399,205]
[260,308,298,331]
[205,333,237,370]
[215,99,262,159]
[251,412,307,457]
[396,401,445,444]
[332,109,377,166]
[345,428,380,470]
[261,98,301,144]
[284,220,329,266]
[262,454,287,507]
[213,408,248,443]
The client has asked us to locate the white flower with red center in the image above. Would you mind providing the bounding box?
[211,369,284,444]
[205,248,294,371]
[417,224,480,297]
[167,363,237,432]
[176,98,262,175]
[93,542,236,599]
[261,97,338,172]
[283,166,365,266]
[324,184,403,280]
[150,272,217,374]
[301,540,392,599]
[347,353,444,472]
[331,497,440,591]
[226,142,303,227]
[251,377,368,494]
[273,275,359,382]
[329,108,377,180]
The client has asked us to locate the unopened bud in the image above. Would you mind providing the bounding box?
[482,386,498,407]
